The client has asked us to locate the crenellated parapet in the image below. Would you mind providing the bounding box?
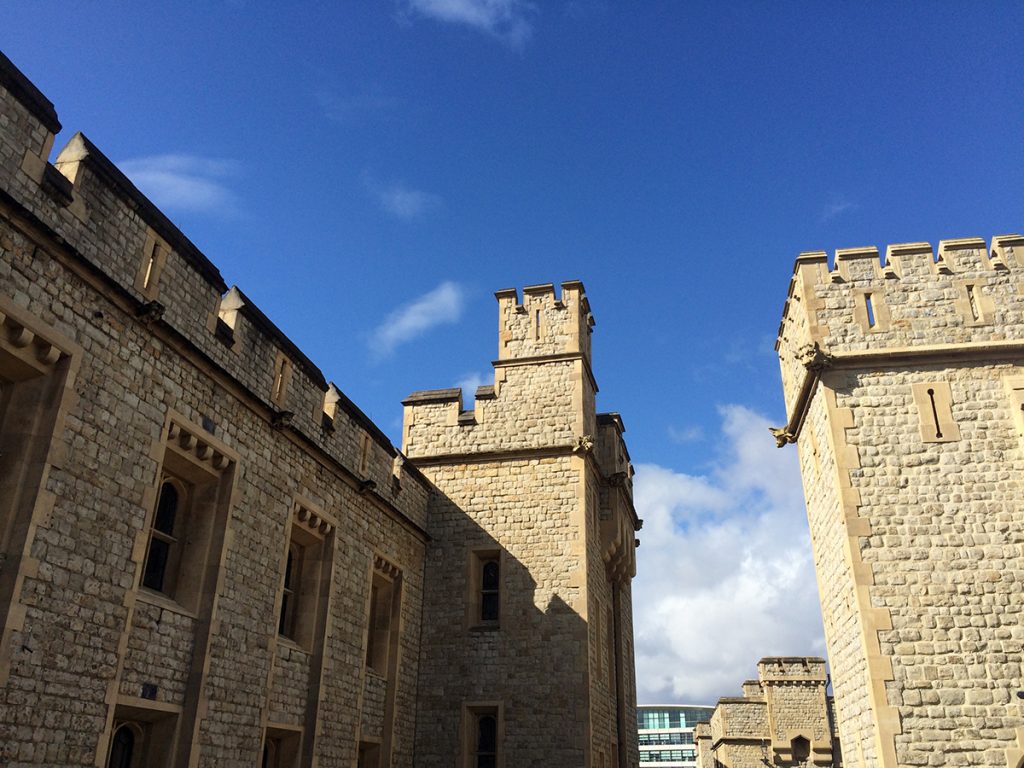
[775,235,1024,431]
[402,281,602,461]
[496,280,594,363]
[757,656,827,684]
[701,657,836,768]
[0,52,428,528]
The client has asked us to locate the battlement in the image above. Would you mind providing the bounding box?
[757,656,827,684]
[496,280,594,363]
[0,52,430,525]
[402,281,605,460]
[775,235,1024,413]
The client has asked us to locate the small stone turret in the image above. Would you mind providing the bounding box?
[698,657,838,768]
[495,280,594,363]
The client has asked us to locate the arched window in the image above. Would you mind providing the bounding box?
[107,723,139,768]
[476,714,497,768]
[481,559,499,622]
[142,480,182,593]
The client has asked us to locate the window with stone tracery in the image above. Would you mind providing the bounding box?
[137,420,235,614]
[277,505,333,648]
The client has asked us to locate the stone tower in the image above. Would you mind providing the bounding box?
[696,657,838,768]
[403,282,640,768]
[774,237,1024,768]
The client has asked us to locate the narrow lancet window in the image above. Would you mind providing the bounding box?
[481,559,500,622]
[864,293,876,328]
[927,388,943,439]
[278,544,301,637]
[476,714,497,768]
[966,284,981,321]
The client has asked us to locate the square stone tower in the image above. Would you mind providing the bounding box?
[403,282,641,768]
[696,657,838,768]
[774,237,1024,768]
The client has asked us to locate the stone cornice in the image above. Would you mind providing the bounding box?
[772,338,1024,447]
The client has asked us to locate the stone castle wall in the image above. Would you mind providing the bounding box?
[0,52,641,768]
[405,283,639,768]
[776,238,1024,768]
[699,657,837,768]
[0,51,425,767]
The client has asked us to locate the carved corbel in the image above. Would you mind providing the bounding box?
[769,426,796,447]
[270,410,294,430]
[572,434,594,454]
[607,471,628,488]
[795,342,834,373]
[135,300,165,325]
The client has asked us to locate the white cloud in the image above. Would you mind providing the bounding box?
[364,174,442,220]
[667,425,703,444]
[369,281,465,358]
[632,405,825,705]
[456,370,489,394]
[821,197,857,223]
[119,154,238,214]
[401,0,536,47]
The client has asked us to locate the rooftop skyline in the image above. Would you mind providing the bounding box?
[4,0,1022,703]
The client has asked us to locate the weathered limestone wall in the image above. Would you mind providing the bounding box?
[0,51,642,768]
[797,388,877,766]
[777,238,1024,768]
[699,657,837,768]
[0,52,430,767]
[413,456,590,766]
[407,283,639,768]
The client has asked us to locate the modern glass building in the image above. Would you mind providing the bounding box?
[637,705,714,767]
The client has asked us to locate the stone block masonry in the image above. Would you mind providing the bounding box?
[776,237,1024,768]
[697,657,839,768]
[406,282,640,768]
[0,50,642,768]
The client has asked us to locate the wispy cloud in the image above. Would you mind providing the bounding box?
[363,173,442,220]
[316,90,398,123]
[400,0,536,47]
[119,154,238,214]
[633,405,825,705]
[369,281,465,358]
[820,196,857,223]
[667,425,704,444]
[456,370,489,394]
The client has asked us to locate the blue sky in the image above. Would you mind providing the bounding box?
[5,1,1022,703]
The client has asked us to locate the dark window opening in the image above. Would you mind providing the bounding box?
[278,543,302,638]
[142,481,181,593]
[107,725,135,768]
[476,714,497,768]
[481,559,499,622]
